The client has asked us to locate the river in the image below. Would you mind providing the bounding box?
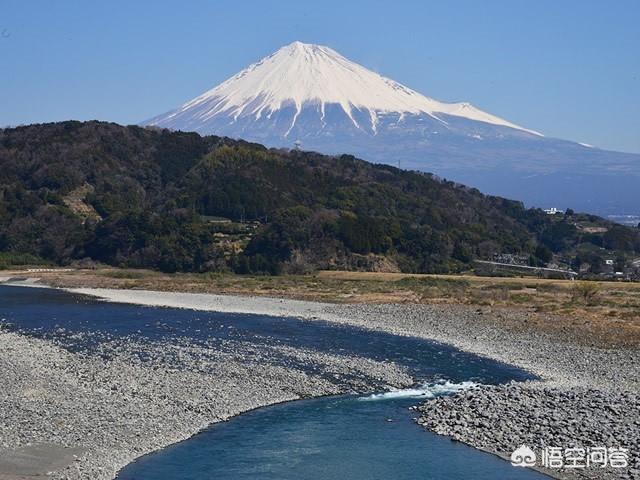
[1,286,547,479]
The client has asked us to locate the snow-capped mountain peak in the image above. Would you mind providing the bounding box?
[143,41,640,216]
[147,41,541,136]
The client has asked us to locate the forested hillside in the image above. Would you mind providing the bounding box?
[0,121,637,274]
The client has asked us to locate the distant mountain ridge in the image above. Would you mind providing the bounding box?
[145,42,640,216]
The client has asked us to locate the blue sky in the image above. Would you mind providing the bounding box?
[1,0,639,153]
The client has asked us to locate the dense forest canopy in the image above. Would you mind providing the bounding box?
[0,121,638,274]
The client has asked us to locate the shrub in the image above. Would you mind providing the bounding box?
[571,281,600,304]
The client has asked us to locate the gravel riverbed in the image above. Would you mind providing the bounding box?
[322,303,639,480]
[417,383,639,480]
[1,285,638,479]
[0,320,411,479]
[320,304,640,480]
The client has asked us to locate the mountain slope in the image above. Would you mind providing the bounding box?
[146,41,538,136]
[1,121,638,274]
[144,42,640,216]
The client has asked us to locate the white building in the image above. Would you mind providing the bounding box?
[543,207,562,215]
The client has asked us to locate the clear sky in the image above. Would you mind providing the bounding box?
[1,0,639,153]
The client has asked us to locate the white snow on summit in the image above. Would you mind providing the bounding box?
[152,41,541,136]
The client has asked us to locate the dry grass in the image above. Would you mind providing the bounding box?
[6,267,640,347]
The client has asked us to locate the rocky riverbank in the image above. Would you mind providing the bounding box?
[64,288,639,480]
[2,285,638,479]
[321,303,639,480]
[0,324,411,479]
[417,383,639,480]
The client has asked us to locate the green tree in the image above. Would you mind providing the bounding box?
[534,245,553,264]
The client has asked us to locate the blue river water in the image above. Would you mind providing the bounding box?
[0,286,547,479]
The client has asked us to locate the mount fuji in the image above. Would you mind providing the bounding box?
[145,41,639,216]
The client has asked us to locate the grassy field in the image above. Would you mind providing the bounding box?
[4,267,640,347]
